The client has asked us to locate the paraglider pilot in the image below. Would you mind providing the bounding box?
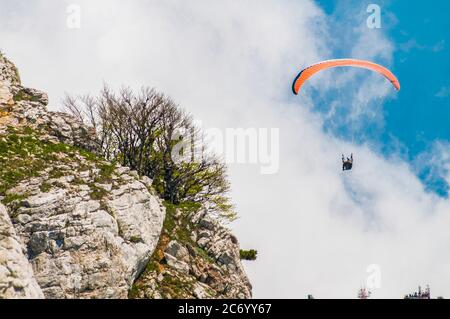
[342,154,353,171]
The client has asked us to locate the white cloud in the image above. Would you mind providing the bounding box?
[415,141,450,193]
[399,38,446,53]
[435,86,450,98]
[1,0,449,299]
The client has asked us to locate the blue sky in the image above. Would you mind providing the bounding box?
[313,0,450,196]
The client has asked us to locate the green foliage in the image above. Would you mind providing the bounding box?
[129,201,216,298]
[196,247,215,264]
[48,168,65,179]
[160,275,195,298]
[95,162,115,183]
[2,193,26,205]
[0,133,47,197]
[129,236,142,243]
[39,182,52,193]
[162,203,177,234]
[128,284,141,299]
[176,201,202,213]
[71,176,85,185]
[65,86,236,221]
[13,90,39,103]
[240,249,258,261]
[89,184,108,200]
[78,148,99,162]
[0,126,109,204]
[163,201,197,245]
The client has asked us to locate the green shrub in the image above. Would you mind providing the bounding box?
[129,236,142,243]
[39,182,52,193]
[240,249,258,261]
[89,185,108,200]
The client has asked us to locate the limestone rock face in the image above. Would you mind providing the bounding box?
[7,171,165,299]
[192,211,252,298]
[0,81,13,107]
[0,54,98,152]
[0,204,44,299]
[0,135,166,299]
[0,55,27,115]
[132,208,252,299]
[0,54,252,299]
[0,55,166,299]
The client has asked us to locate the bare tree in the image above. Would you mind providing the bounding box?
[64,85,236,220]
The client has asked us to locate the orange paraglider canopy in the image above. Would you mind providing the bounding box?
[292,59,400,95]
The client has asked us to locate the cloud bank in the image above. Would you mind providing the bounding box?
[1,0,449,298]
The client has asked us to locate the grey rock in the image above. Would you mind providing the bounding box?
[165,240,190,262]
[199,218,216,231]
[28,232,49,256]
[0,204,44,298]
[193,283,210,299]
[164,254,190,274]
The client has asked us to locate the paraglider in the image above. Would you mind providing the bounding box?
[292,58,401,95]
[342,154,353,171]
[291,58,400,172]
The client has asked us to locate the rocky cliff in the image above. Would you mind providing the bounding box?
[0,54,251,299]
[130,204,252,299]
